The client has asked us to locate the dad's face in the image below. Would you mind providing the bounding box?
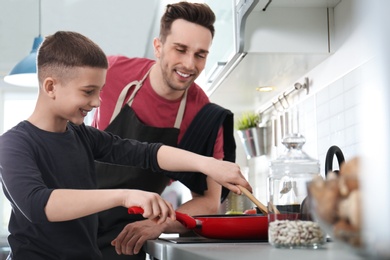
[155,19,213,91]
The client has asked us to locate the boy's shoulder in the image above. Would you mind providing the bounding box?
[67,122,105,139]
[0,121,33,153]
[1,121,29,138]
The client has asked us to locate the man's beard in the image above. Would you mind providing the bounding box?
[162,67,194,91]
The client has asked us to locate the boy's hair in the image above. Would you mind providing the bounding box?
[37,31,108,84]
[159,1,215,43]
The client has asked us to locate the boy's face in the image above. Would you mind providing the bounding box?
[53,66,106,126]
[154,19,212,92]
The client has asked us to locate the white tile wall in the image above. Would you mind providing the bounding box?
[294,62,371,176]
[246,60,372,205]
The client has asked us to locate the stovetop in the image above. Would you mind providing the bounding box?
[159,236,267,244]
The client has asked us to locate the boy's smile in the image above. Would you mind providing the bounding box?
[80,108,92,117]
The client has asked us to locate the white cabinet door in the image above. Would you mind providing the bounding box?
[204,0,235,77]
[244,7,329,53]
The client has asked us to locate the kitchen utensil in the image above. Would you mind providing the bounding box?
[272,117,279,147]
[237,185,268,215]
[128,206,268,240]
[280,180,292,194]
[280,113,285,139]
[300,146,345,218]
[279,180,299,198]
[279,180,292,197]
[325,145,345,176]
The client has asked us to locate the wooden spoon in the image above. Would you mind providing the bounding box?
[237,185,268,215]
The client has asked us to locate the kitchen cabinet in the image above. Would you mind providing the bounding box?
[244,7,329,53]
[199,0,258,96]
[202,0,235,77]
[205,0,341,114]
[144,239,364,260]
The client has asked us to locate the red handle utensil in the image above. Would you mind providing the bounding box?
[128,206,198,229]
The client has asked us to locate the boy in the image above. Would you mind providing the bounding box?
[0,31,251,259]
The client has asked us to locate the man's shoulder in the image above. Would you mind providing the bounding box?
[107,56,154,69]
[188,82,210,104]
[106,56,155,82]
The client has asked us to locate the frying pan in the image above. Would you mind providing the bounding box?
[128,207,268,240]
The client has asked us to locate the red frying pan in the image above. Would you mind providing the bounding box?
[128,207,268,240]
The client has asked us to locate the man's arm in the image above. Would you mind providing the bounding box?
[110,176,222,255]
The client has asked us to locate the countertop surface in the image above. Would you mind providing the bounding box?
[144,237,365,260]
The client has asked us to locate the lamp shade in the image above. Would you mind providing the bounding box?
[4,35,43,87]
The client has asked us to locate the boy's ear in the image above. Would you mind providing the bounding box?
[42,77,56,98]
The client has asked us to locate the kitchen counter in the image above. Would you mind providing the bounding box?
[144,238,365,260]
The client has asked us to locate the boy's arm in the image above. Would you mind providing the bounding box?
[44,189,175,223]
[156,145,252,195]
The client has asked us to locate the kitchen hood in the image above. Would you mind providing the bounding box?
[204,0,342,113]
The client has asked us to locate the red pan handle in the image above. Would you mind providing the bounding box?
[175,212,198,229]
[128,206,198,229]
[128,206,144,215]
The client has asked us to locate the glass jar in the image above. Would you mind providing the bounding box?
[225,167,251,214]
[225,191,245,214]
[267,133,325,248]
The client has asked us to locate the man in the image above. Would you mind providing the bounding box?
[92,2,237,259]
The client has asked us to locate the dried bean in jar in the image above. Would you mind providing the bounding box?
[268,220,325,248]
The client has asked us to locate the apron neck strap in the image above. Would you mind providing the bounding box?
[126,65,153,106]
[174,89,187,129]
[109,66,153,124]
[109,64,187,129]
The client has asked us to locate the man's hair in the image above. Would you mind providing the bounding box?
[159,1,215,43]
[37,31,108,83]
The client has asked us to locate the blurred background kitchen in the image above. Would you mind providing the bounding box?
[0,0,389,258]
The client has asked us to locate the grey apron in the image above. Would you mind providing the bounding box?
[96,66,187,259]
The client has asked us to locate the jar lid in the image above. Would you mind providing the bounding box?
[270,133,319,170]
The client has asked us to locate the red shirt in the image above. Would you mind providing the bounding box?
[92,56,224,159]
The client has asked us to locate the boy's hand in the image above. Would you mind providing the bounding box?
[202,158,253,195]
[123,190,175,224]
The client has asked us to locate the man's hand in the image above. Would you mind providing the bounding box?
[111,219,166,255]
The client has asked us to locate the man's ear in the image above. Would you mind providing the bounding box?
[153,37,162,59]
[42,77,56,99]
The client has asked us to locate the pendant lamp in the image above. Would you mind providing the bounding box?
[4,0,43,87]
